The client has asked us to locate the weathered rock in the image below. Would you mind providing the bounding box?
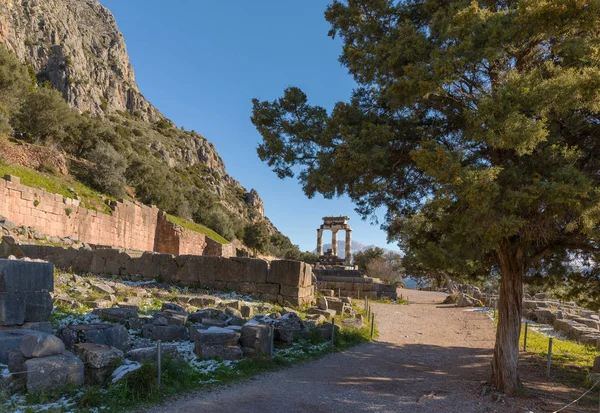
[275,312,306,344]
[20,333,65,358]
[0,293,25,325]
[161,302,186,313]
[308,307,336,320]
[125,344,178,363]
[0,329,46,363]
[240,305,253,318]
[188,308,227,323]
[94,307,138,323]
[194,343,242,360]
[0,259,54,292]
[154,310,188,326]
[142,324,188,341]
[195,327,240,347]
[189,324,211,341]
[58,324,131,351]
[342,318,363,329]
[240,323,272,357]
[23,292,53,322]
[23,352,84,393]
[317,297,328,311]
[90,282,115,296]
[7,348,24,373]
[75,343,123,369]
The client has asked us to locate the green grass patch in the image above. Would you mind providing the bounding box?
[0,161,113,214]
[520,323,599,386]
[166,213,229,244]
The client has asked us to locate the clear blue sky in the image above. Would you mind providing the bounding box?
[99,0,396,252]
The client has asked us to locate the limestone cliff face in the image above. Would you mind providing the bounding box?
[0,0,161,122]
[0,0,268,226]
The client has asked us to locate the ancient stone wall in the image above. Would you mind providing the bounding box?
[0,175,234,258]
[8,243,315,305]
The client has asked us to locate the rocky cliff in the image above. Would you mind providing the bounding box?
[0,0,273,233]
[0,0,160,122]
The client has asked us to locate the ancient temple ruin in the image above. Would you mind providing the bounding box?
[316,216,352,265]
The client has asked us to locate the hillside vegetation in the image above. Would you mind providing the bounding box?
[0,45,301,256]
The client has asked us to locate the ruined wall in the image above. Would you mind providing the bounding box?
[8,243,314,305]
[316,273,398,300]
[0,175,234,258]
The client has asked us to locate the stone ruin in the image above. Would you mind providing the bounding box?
[313,216,398,300]
[0,257,362,395]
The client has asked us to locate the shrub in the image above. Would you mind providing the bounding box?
[13,87,75,143]
[243,221,270,255]
[205,210,236,241]
[87,142,127,197]
[0,46,31,113]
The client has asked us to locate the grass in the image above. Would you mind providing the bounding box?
[0,161,113,214]
[166,213,229,244]
[519,322,599,386]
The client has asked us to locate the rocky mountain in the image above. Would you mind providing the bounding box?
[0,0,277,238]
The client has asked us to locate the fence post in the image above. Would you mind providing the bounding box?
[547,338,553,378]
[157,340,162,389]
[370,313,375,340]
[330,318,336,349]
[338,288,341,298]
[523,322,528,352]
[270,324,275,360]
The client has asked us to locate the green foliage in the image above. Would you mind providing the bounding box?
[166,213,229,244]
[298,251,319,264]
[243,221,270,255]
[14,87,75,143]
[353,247,384,273]
[0,47,31,113]
[269,232,301,259]
[86,142,127,197]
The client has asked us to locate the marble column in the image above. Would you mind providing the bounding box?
[331,230,338,257]
[345,229,352,265]
[317,229,323,256]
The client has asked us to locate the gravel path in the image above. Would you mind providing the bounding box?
[145,289,541,413]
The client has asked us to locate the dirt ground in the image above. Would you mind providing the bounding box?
[145,289,596,413]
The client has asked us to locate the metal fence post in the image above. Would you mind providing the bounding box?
[523,322,528,352]
[547,338,553,378]
[270,324,275,360]
[330,319,335,349]
[370,313,375,340]
[157,340,162,389]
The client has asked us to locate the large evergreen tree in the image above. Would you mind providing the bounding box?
[251,0,600,394]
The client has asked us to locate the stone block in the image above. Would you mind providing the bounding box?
[23,292,53,322]
[95,307,139,323]
[280,285,313,298]
[0,329,46,363]
[308,308,336,320]
[0,293,25,325]
[268,260,312,287]
[189,324,211,341]
[189,308,227,323]
[154,310,188,326]
[162,302,186,313]
[20,333,65,358]
[194,343,242,360]
[195,327,240,346]
[217,258,268,284]
[0,259,54,292]
[241,305,253,318]
[58,324,131,351]
[8,348,24,373]
[187,295,220,307]
[142,324,188,341]
[125,344,179,363]
[257,283,280,295]
[23,352,84,393]
[75,343,124,369]
[240,323,271,357]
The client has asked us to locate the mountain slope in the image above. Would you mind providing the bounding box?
[0,0,293,254]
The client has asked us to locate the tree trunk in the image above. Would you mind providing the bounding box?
[491,245,524,394]
[442,273,458,295]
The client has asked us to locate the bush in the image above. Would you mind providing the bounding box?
[205,209,236,241]
[14,87,75,143]
[87,142,127,197]
[0,46,31,113]
[243,221,270,255]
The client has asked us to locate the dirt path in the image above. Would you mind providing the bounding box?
[145,289,544,413]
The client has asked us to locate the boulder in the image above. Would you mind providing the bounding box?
[125,344,179,363]
[0,329,46,363]
[161,302,186,313]
[58,324,131,351]
[240,323,272,357]
[20,333,65,358]
[90,282,115,296]
[94,307,138,323]
[456,293,476,307]
[0,259,54,293]
[196,327,240,347]
[23,352,84,393]
[75,343,123,369]
[342,318,363,329]
[142,324,188,341]
[194,343,242,360]
[308,307,336,320]
[275,312,306,344]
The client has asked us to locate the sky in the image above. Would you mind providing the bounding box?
[99,0,396,252]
